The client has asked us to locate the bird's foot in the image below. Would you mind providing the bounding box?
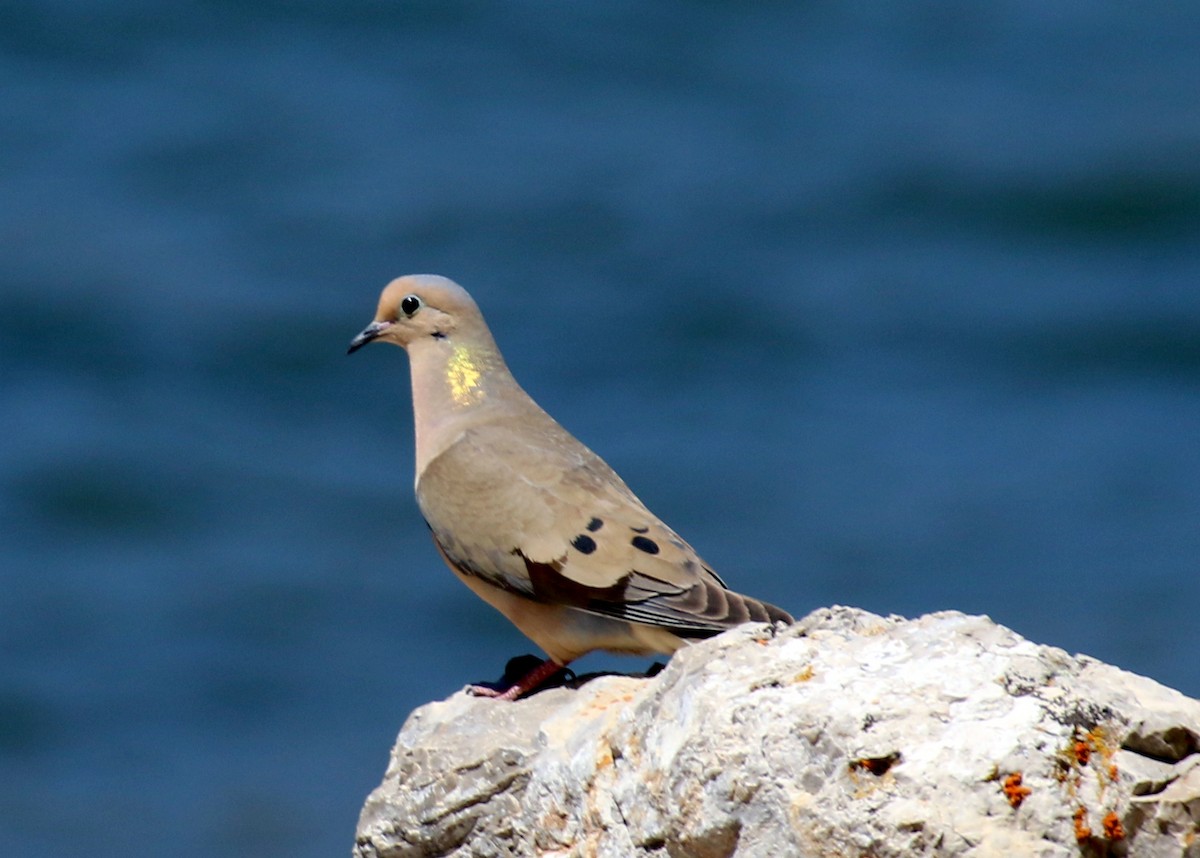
[467,655,573,701]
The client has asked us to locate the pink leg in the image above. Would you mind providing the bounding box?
[468,657,570,701]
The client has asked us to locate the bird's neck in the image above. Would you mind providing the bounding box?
[407,336,528,472]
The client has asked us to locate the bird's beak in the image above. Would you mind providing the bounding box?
[347,320,392,355]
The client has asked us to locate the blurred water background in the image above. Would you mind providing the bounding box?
[2,2,1199,855]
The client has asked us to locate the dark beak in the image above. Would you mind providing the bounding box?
[347,320,392,355]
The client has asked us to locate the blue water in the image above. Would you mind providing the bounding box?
[3,3,1199,855]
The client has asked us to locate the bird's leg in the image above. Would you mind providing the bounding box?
[468,657,570,701]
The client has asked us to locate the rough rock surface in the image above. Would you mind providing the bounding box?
[354,607,1200,857]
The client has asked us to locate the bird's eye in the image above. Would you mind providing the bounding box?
[400,295,421,317]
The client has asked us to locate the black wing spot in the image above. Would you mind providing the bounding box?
[586,517,604,532]
[631,535,660,555]
[631,525,650,534]
[571,534,597,554]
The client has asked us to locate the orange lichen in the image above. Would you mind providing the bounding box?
[1087,726,1116,753]
[594,742,614,771]
[1001,772,1032,808]
[1056,726,1121,797]
[1073,807,1091,842]
[794,664,815,683]
[1102,812,1125,841]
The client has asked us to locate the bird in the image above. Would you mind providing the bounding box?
[348,274,792,700]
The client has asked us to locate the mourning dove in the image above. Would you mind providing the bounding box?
[348,274,792,699]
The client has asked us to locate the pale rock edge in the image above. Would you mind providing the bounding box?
[354,607,1200,857]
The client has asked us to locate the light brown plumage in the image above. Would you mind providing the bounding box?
[348,274,792,698]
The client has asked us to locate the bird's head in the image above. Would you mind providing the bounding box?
[347,274,483,354]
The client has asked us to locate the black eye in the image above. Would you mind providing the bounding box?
[400,295,421,317]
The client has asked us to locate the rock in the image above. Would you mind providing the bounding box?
[354,607,1200,857]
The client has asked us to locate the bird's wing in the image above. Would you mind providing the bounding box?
[416,422,789,634]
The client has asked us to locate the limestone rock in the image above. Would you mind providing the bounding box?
[354,607,1200,857]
